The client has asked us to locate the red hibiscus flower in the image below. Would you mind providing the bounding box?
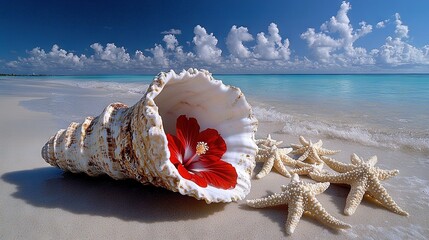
[166,115,238,189]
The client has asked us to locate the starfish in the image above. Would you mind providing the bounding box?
[247,174,351,235]
[255,135,293,179]
[289,161,326,176]
[291,136,340,164]
[309,154,409,216]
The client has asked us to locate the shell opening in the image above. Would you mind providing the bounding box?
[146,69,258,202]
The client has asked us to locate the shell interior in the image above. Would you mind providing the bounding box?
[145,69,258,203]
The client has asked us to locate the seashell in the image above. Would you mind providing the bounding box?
[41,68,258,203]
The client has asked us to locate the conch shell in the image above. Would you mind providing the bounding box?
[41,69,258,203]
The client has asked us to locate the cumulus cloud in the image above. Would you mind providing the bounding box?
[226,25,253,59]
[6,44,87,72]
[160,34,194,64]
[301,1,374,65]
[376,13,429,65]
[394,13,408,38]
[192,25,222,64]
[90,43,130,64]
[148,44,168,67]
[163,34,179,51]
[161,28,182,35]
[376,19,389,29]
[254,23,291,60]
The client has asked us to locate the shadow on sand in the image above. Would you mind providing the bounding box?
[2,167,225,222]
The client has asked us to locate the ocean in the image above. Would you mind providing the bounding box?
[2,73,429,156]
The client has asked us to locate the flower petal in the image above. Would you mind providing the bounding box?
[176,115,199,161]
[167,134,184,165]
[189,158,237,190]
[197,128,227,159]
[177,164,208,188]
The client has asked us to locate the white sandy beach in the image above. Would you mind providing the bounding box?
[1,79,428,239]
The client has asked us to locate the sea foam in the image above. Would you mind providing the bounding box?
[253,106,429,154]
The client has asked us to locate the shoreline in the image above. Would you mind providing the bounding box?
[1,79,428,239]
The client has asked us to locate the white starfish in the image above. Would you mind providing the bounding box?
[289,161,326,176]
[291,136,340,164]
[309,154,409,216]
[247,174,351,234]
[255,135,293,179]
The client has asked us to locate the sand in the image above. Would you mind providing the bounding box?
[1,80,428,239]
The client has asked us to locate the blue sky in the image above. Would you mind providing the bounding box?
[1,0,429,74]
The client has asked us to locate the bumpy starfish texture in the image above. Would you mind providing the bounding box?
[291,136,340,164]
[247,174,351,234]
[289,161,325,176]
[309,154,409,216]
[255,135,294,179]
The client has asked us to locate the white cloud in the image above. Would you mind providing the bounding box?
[192,25,222,64]
[163,34,179,51]
[90,43,130,64]
[301,1,374,65]
[148,44,168,67]
[254,23,291,60]
[226,25,253,59]
[376,19,389,29]
[377,37,428,65]
[376,14,429,65]
[161,29,182,35]
[394,13,409,38]
[134,50,148,62]
[5,45,87,72]
[161,34,194,64]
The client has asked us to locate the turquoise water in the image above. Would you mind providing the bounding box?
[2,74,428,154]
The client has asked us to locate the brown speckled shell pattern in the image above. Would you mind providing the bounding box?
[41,69,258,203]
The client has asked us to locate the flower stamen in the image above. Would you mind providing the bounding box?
[196,141,209,155]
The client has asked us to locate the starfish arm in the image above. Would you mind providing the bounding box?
[290,143,303,150]
[280,153,298,167]
[297,150,310,162]
[305,197,351,230]
[299,136,309,145]
[309,170,357,184]
[377,168,399,181]
[351,153,363,165]
[319,147,341,155]
[321,156,354,173]
[294,160,316,168]
[291,147,306,155]
[255,156,275,179]
[308,152,324,164]
[308,182,330,195]
[367,181,409,216]
[255,154,265,163]
[258,145,271,151]
[344,181,367,216]
[289,166,314,175]
[247,193,287,208]
[285,197,304,235]
[274,156,292,178]
[255,138,268,145]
